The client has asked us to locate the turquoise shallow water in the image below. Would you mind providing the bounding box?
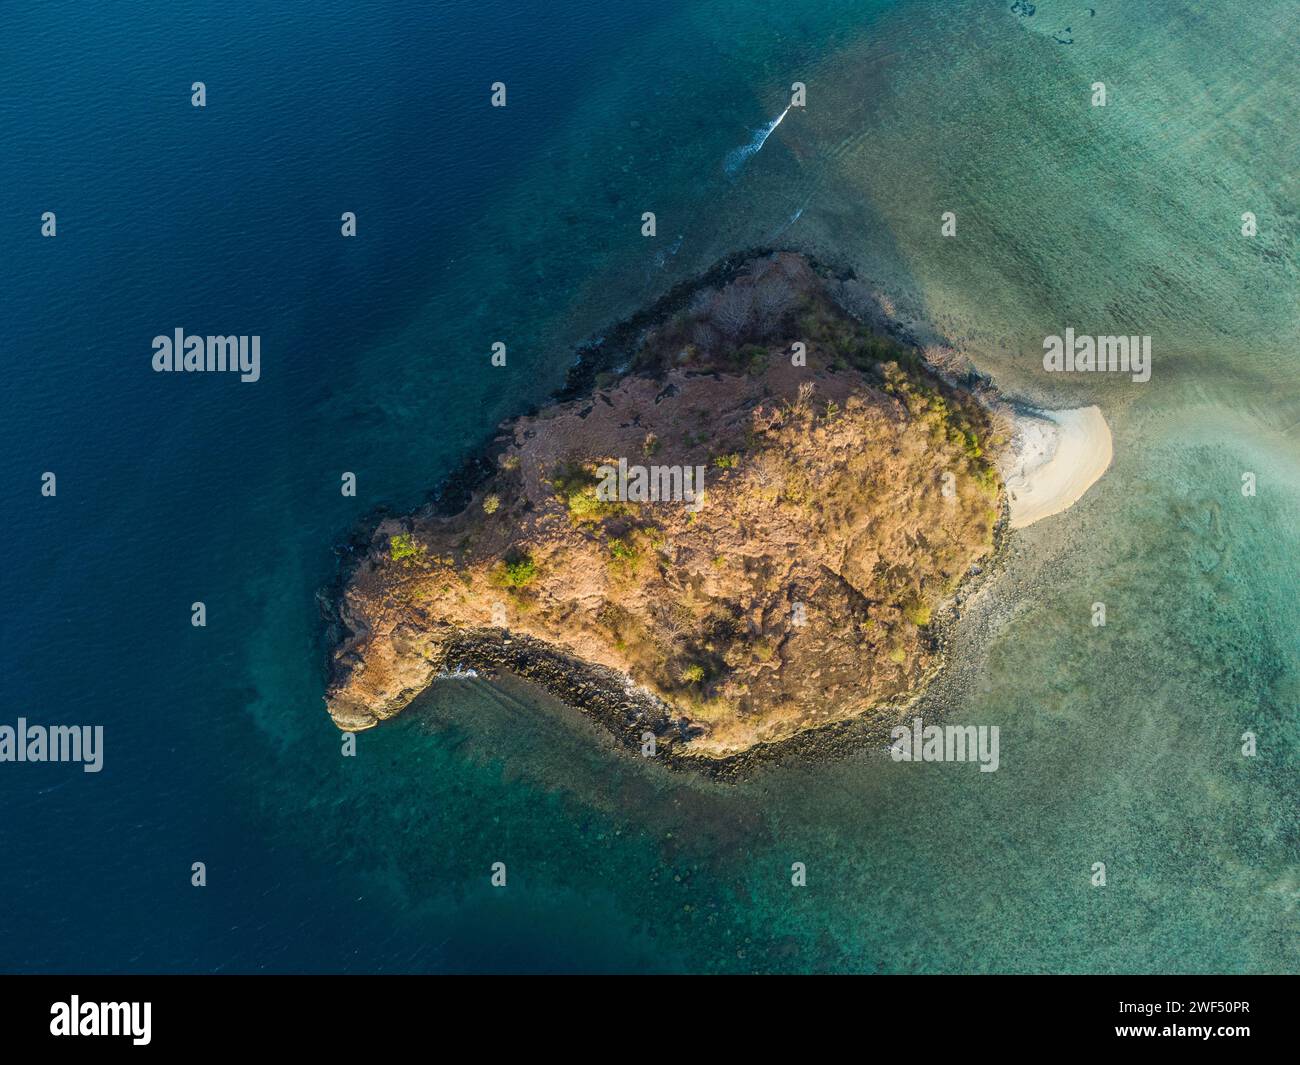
[1,0,1295,972]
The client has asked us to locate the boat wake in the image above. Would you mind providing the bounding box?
[724,105,791,177]
[768,204,805,240]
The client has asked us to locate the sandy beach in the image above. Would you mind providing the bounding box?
[1001,406,1114,529]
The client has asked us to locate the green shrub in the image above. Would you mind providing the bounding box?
[726,343,769,374]
[552,462,619,523]
[389,533,425,566]
[902,596,931,627]
[491,553,538,589]
[608,537,638,565]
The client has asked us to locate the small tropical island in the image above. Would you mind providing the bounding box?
[323,251,1109,769]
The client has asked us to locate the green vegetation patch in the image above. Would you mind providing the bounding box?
[552,461,623,523]
[389,533,427,566]
[902,595,932,627]
[491,551,538,590]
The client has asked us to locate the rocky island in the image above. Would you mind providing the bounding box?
[324,252,1013,768]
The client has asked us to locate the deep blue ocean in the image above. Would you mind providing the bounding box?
[2,0,1295,973]
[1,0,705,972]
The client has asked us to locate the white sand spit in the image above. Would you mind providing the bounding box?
[1001,406,1113,529]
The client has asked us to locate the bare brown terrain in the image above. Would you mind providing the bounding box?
[325,252,1007,761]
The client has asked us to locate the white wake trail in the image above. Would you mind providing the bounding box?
[724,105,792,176]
